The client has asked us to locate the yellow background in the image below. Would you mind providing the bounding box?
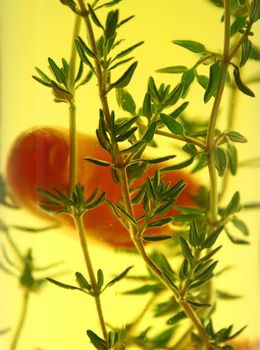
[1,1,260,349]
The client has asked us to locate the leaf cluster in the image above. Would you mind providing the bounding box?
[47,265,133,297]
[191,318,247,349]
[33,57,93,103]
[37,184,105,217]
[74,4,143,93]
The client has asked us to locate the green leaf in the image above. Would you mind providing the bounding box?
[233,66,255,97]
[116,88,136,114]
[216,290,242,300]
[86,330,107,350]
[161,156,194,171]
[200,245,222,262]
[105,10,119,40]
[147,217,173,228]
[160,113,185,135]
[227,143,238,175]
[84,157,111,167]
[181,68,195,97]
[34,67,51,83]
[105,265,133,288]
[85,192,106,210]
[202,226,224,249]
[169,101,189,119]
[215,147,227,177]
[146,154,176,164]
[225,229,249,245]
[113,41,144,61]
[115,116,139,135]
[172,40,206,53]
[183,143,197,156]
[46,278,87,293]
[225,130,247,143]
[48,58,66,85]
[116,126,137,142]
[230,16,247,36]
[167,311,187,325]
[107,330,121,349]
[124,284,163,295]
[37,189,64,205]
[250,0,260,23]
[142,121,157,143]
[75,272,91,290]
[59,0,79,14]
[179,258,189,280]
[143,234,172,242]
[142,92,152,117]
[76,36,95,58]
[116,205,137,225]
[97,269,104,290]
[11,224,58,233]
[157,65,188,74]
[95,0,122,10]
[226,191,240,216]
[231,217,249,236]
[75,38,95,71]
[189,220,200,247]
[194,260,218,281]
[197,74,209,90]
[117,15,135,28]
[87,4,104,29]
[152,327,176,347]
[226,325,247,341]
[204,61,221,103]
[240,38,252,67]
[164,82,184,106]
[179,237,194,262]
[109,62,138,90]
[242,201,260,210]
[32,75,52,87]
[148,76,161,102]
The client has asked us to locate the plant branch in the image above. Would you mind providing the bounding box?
[68,16,81,90]
[68,16,81,196]
[156,129,206,150]
[78,3,212,347]
[206,0,231,227]
[67,10,107,340]
[9,290,29,350]
[74,214,107,340]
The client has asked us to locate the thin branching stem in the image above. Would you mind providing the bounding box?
[206,0,231,228]
[78,1,212,347]
[9,290,29,350]
[68,17,81,196]
[69,101,78,196]
[67,11,107,340]
[156,129,206,150]
[73,214,107,340]
[68,16,81,90]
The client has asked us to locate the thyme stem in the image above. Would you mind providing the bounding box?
[68,16,81,90]
[9,290,29,350]
[73,214,107,340]
[69,101,78,196]
[206,0,231,227]
[68,16,81,196]
[67,11,107,340]
[156,129,206,150]
[78,2,212,347]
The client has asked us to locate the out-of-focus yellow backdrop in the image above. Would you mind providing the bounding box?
[0,1,260,349]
